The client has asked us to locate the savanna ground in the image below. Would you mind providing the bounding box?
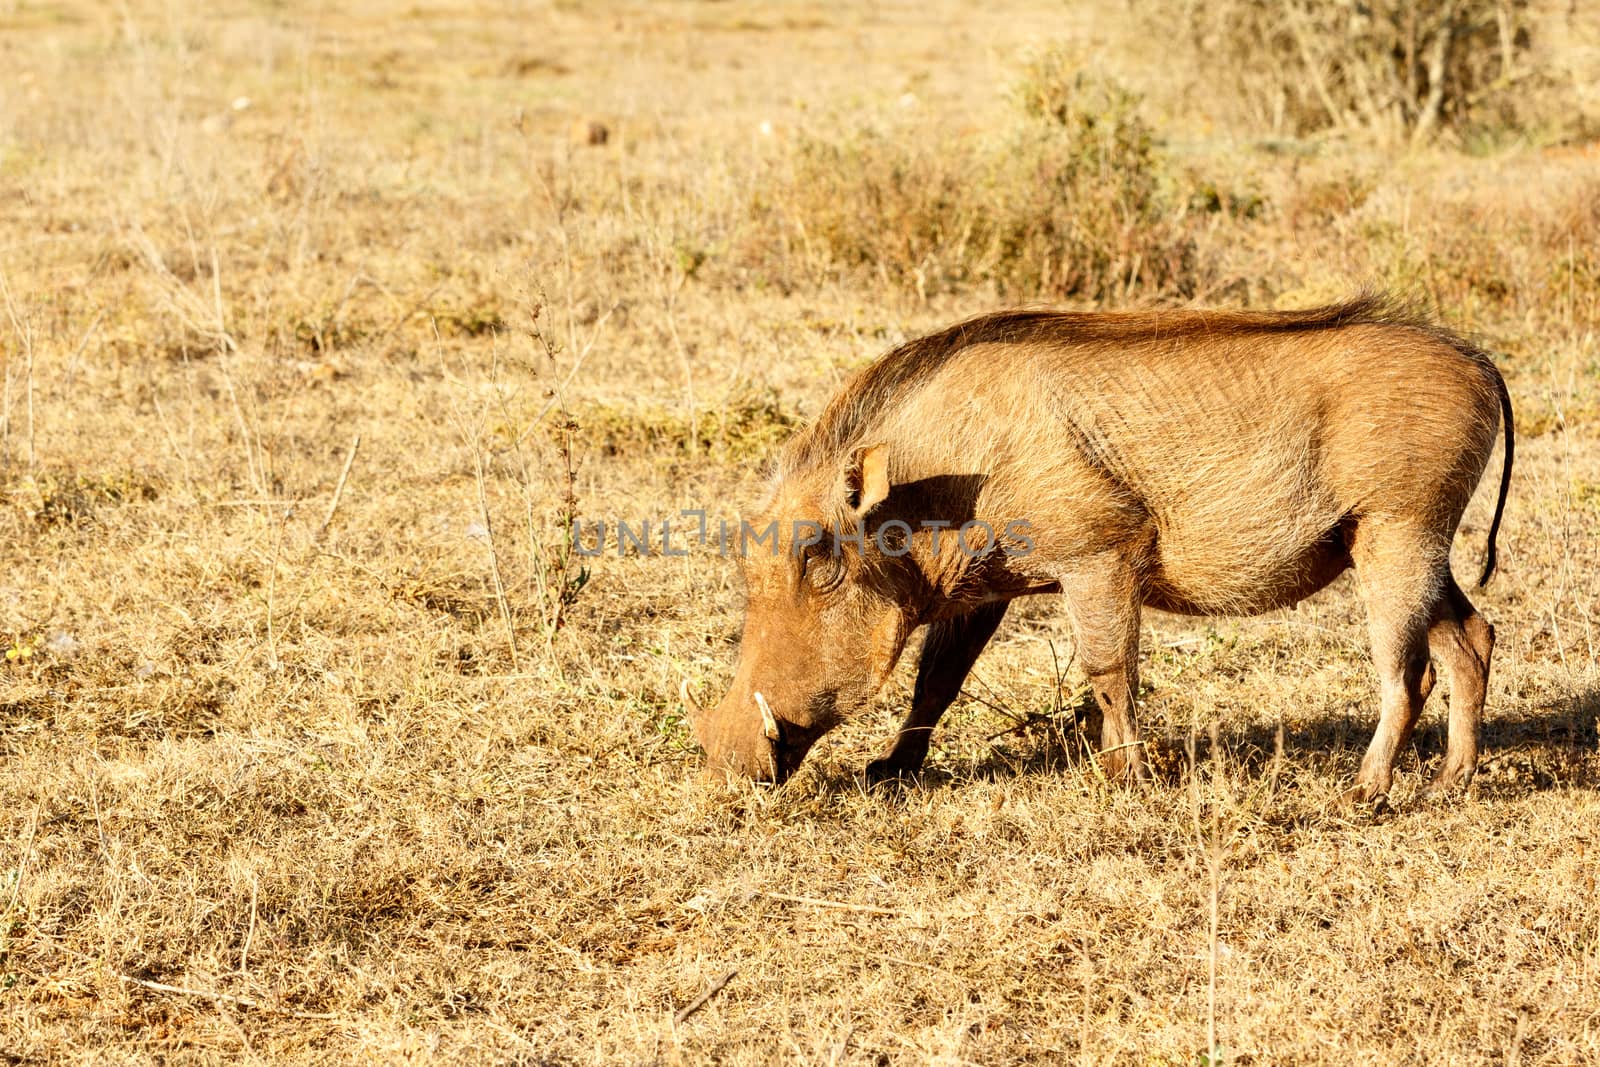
[2,0,1600,1062]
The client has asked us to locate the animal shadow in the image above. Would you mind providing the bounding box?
[906,685,1600,798]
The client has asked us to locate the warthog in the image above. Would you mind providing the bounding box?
[688,295,1513,801]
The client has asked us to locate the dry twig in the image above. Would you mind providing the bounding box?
[759,891,904,916]
[315,433,362,543]
[674,969,737,1024]
[118,973,344,1023]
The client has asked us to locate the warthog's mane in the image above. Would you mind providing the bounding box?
[777,291,1480,481]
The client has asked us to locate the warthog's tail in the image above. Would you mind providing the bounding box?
[1477,372,1514,588]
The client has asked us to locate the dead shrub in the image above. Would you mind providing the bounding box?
[1168,0,1581,143]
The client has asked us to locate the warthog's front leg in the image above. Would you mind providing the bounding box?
[1059,553,1149,782]
[866,601,1009,783]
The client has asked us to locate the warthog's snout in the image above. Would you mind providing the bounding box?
[686,679,822,784]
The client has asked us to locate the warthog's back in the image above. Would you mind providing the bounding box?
[796,295,1506,615]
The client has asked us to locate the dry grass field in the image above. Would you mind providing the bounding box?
[2,0,1600,1062]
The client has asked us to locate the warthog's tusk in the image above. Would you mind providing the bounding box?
[679,679,705,717]
[753,691,781,741]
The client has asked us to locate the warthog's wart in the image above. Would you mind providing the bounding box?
[689,294,1513,800]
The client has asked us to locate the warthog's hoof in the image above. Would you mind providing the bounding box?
[864,756,923,787]
[1338,782,1393,814]
[1421,761,1476,799]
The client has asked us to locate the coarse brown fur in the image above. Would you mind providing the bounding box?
[695,294,1514,803]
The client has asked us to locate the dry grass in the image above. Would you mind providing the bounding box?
[1,1,1599,1063]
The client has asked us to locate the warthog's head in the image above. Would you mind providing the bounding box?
[689,444,917,782]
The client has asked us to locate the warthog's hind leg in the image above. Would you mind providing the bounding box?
[866,601,1010,783]
[1350,522,1448,803]
[1424,577,1494,794]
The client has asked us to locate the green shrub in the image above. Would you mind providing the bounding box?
[758,54,1209,302]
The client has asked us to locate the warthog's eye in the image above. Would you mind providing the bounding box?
[800,544,845,594]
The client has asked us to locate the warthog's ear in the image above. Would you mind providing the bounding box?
[844,443,891,518]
